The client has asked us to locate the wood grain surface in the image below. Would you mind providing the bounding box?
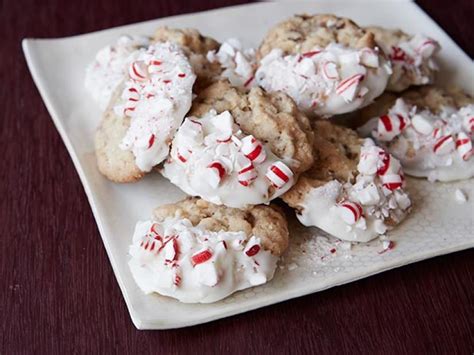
[1,0,473,353]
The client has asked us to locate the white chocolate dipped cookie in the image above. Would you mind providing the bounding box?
[255,14,391,117]
[283,121,411,243]
[358,86,474,182]
[95,42,196,182]
[366,26,440,92]
[161,80,314,208]
[128,197,289,303]
[85,35,151,110]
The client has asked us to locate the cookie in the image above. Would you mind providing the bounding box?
[366,26,440,92]
[255,14,391,117]
[85,35,151,110]
[128,197,289,303]
[283,120,411,242]
[358,86,474,182]
[153,27,222,91]
[95,42,195,182]
[161,80,314,208]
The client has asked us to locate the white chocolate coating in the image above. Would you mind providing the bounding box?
[206,38,257,90]
[255,43,391,117]
[114,42,196,172]
[162,110,295,208]
[128,218,278,303]
[85,35,150,110]
[359,99,474,182]
[297,140,411,242]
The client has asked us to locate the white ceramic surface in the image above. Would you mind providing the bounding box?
[23,1,474,329]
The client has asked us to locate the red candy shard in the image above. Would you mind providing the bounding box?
[147,134,155,149]
[245,244,261,257]
[178,73,186,78]
[244,75,255,87]
[302,50,321,58]
[191,249,213,266]
[377,152,390,176]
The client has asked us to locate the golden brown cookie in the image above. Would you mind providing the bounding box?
[282,120,411,242]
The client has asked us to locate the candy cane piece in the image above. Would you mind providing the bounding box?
[433,135,455,155]
[336,74,364,102]
[456,132,473,161]
[129,61,148,81]
[338,201,363,225]
[265,161,293,189]
[241,135,266,164]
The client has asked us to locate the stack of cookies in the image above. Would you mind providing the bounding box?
[85,14,473,303]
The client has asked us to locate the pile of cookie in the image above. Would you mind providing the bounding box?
[85,14,473,303]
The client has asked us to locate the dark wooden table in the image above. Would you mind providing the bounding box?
[2,0,473,353]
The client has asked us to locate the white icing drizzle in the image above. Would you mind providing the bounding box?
[114,42,196,172]
[206,38,257,90]
[359,99,474,182]
[128,218,278,303]
[85,35,150,110]
[255,43,391,116]
[297,139,411,242]
[162,110,295,208]
[384,34,440,91]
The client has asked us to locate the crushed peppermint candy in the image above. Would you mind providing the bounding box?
[359,99,474,182]
[255,43,391,116]
[207,39,257,90]
[162,110,295,208]
[128,218,278,303]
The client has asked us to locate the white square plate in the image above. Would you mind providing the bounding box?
[23,1,474,329]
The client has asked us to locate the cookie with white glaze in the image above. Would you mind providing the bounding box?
[128,197,289,303]
[161,80,315,208]
[255,14,391,117]
[366,26,440,92]
[283,120,412,243]
[95,42,196,183]
[357,86,474,182]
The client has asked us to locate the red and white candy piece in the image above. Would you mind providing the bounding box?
[416,39,438,58]
[241,135,266,164]
[129,61,148,81]
[336,74,364,102]
[123,86,140,101]
[176,148,192,163]
[148,59,162,74]
[381,174,403,191]
[123,99,138,116]
[376,113,409,141]
[411,114,433,135]
[463,116,474,133]
[390,46,407,62]
[359,48,379,68]
[191,248,213,266]
[433,135,455,155]
[338,201,363,225]
[244,243,261,257]
[455,132,473,161]
[207,160,227,187]
[265,161,293,189]
[238,163,258,187]
[321,61,339,81]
